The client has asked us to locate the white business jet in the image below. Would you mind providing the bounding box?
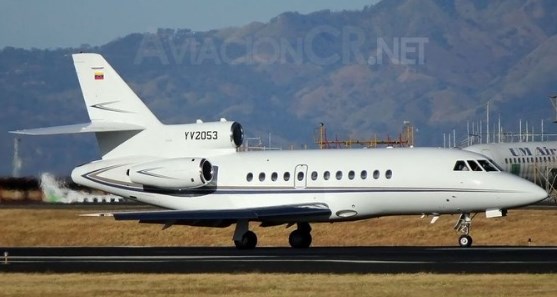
[11,53,547,248]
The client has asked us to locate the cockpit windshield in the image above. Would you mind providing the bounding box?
[467,160,483,171]
[477,159,499,172]
[487,158,503,171]
[453,160,469,171]
[453,159,500,172]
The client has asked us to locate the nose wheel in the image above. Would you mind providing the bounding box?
[454,213,474,247]
[458,234,473,247]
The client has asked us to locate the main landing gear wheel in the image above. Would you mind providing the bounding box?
[289,229,312,248]
[289,222,312,248]
[234,231,257,250]
[459,235,473,247]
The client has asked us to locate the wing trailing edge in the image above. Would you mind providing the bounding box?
[82,203,332,226]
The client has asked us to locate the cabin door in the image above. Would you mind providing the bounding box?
[294,164,308,189]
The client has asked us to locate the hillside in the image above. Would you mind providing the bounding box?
[1,0,557,176]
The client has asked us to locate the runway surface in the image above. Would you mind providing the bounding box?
[1,246,557,273]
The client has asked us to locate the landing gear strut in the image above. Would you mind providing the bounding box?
[454,213,474,247]
[289,222,312,248]
[233,220,257,249]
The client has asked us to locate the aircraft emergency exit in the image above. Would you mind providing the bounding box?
[11,53,548,248]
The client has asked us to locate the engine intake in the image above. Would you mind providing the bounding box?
[129,158,213,189]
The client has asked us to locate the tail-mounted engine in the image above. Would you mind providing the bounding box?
[179,121,244,149]
[129,158,213,189]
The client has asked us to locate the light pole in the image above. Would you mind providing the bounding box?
[549,95,557,123]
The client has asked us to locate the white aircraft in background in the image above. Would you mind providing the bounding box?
[465,141,557,188]
[11,53,547,248]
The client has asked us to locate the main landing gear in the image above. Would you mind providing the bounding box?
[234,230,257,250]
[454,213,475,247]
[232,221,313,249]
[288,222,312,249]
[233,220,257,249]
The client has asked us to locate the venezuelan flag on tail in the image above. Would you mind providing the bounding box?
[94,70,104,80]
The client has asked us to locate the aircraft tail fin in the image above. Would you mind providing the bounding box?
[11,53,163,159]
[72,53,161,126]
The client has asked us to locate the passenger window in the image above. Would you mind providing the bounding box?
[453,160,469,171]
[467,160,483,171]
[348,170,355,180]
[259,172,266,181]
[323,171,330,180]
[284,172,290,181]
[271,172,278,181]
[385,170,392,179]
[311,171,318,181]
[361,170,367,179]
[373,170,380,179]
[246,173,253,182]
[297,171,304,181]
[336,171,343,180]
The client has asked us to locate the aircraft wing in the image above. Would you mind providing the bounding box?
[82,203,331,226]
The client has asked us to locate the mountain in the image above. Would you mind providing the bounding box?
[1,0,557,176]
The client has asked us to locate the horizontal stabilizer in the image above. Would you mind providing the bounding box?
[10,121,144,135]
[82,203,331,224]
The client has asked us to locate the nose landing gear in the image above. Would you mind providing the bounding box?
[454,213,475,247]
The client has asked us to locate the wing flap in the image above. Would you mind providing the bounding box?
[10,121,144,135]
[84,203,331,225]
[113,209,256,221]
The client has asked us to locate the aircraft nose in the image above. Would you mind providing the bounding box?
[522,181,548,205]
